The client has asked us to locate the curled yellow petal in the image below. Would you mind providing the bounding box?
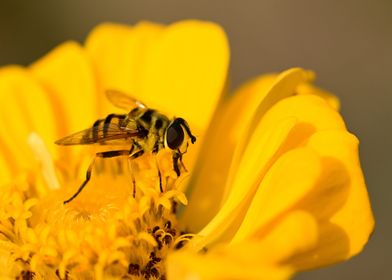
[288,131,374,270]
[227,211,318,266]
[179,74,276,230]
[188,117,298,249]
[260,94,346,135]
[232,148,322,243]
[182,68,310,232]
[167,250,293,280]
[169,211,316,280]
[296,83,340,111]
[234,68,312,152]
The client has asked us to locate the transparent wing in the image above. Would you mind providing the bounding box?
[55,123,140,146]
[105,89,147,110]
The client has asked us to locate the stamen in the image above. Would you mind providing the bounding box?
[27,132,60,190]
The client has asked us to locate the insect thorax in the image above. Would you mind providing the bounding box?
[128,108,170,153]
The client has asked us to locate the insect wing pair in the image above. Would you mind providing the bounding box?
[55,90,146,146]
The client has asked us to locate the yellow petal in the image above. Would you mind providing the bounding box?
[0,66,58,178]
[260,94,346,135]
[182,68,310,232]
[233,68,312,151]
[180,74,276,228]
[296,83,340,111]
[288,131,374,269]
[232,148,322,242]
[141,20,229,132]
[85,21,163,115]
[167,250,293,280]
[187,91,349,250]
[188,117,298,249]
[225,69,314,185]
[30,41,97,135]
[229,211,318,265]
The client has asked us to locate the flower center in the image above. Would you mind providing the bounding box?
[0,133,192,279]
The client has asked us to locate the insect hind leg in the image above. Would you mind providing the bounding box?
[63,158,95,204]
[63,150,131,204]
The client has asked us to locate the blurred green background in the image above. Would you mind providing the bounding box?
[1,0,391,279]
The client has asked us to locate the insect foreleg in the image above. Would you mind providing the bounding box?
[179,154,188,173]
[172,151,188,178]
[173,152,181,177]
[63,150,131,204]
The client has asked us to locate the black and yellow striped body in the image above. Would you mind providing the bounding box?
[88,108,171,154]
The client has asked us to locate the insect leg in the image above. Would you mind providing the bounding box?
[127,149,145,198]
[98,150,131,158]
[179,154,188,173]
[173,152,181,177]
[63,150,130,204]
[63,157,95,205]
[152,139,163,192]
[129,149,144,160]
[154,157,163,193]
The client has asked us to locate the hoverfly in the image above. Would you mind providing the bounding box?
[56,90,196,204]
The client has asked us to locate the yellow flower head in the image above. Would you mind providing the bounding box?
[0,20,374,280]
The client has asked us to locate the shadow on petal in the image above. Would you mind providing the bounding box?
[287,221,350,271]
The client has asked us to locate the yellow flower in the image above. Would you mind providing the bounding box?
[0,20,374,280]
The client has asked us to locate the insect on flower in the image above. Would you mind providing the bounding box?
[55,90,196,204]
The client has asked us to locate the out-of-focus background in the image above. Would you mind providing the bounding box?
[0,0,391,279]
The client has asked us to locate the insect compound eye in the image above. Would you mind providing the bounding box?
[166,121,184,150]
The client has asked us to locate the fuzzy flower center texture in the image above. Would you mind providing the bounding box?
[1,132,192,279]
